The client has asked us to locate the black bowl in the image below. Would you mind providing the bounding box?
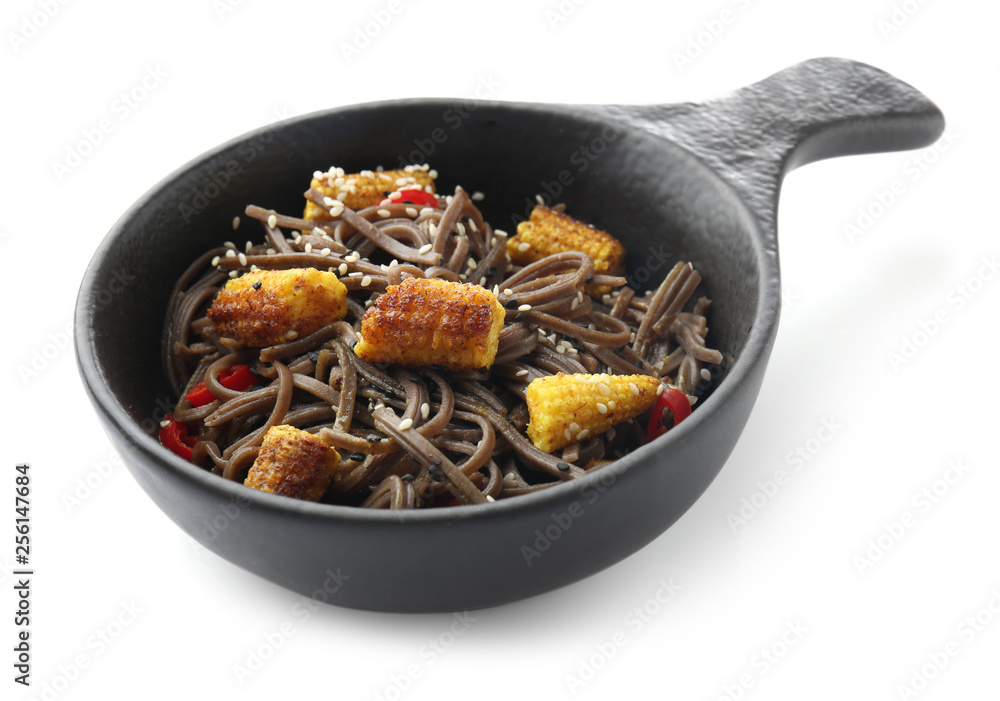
[76,58,943,612]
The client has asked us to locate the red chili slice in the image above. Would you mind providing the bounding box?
[185,364,256,407]
[378,189,439,208]
[646,387,692,442]
[159,414,197,461]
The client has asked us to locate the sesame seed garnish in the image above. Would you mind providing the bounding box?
[389,259,398,268]
[608,400,616,410]
[556,462,570,472]
[338,263,348,275]
[597,402,608,414]
[420,403,430,419]
[225,249,236,258]
[377,209,391,218]
[494,229,508,238]
[323,196,336,207]
[238,253,248,266]
[689,395,698,406]
[576,429,589,440]
[211,255,221,267]
[700,368,712,381]
[570,298,579,310]
[361,275,372,287]
[229,270,238,278]
[598,382,611,396]
[160,419,171,428]
[348,272,363,278]
[503,288,514,296]
[285,330,298,340]
[336,192,348,202]
[428,169,438,179]
[266,248,276,255]
[535,194,545,205]
[563,428,572,441]
[320,248,331,257]
[569,422,580,433]
[517,304,531,312]
[456,222,466,236]
[486,495,495,503]
[468,219,478,232]
[232,216,240,230]
[471,191,484,201]
[657,384,665,395]
[503,472,518,483]
[555,345,566,354]
[267,214,277,229]
[405,207,418,217]
[629,382,639,395]
[418,243,433,254]
[517,242,531,253]
[345,253,359,263]
[388,191,403,200]
[606,427,616,440]
[398,418,413,430]
[224,241,236,250]
[467,258,477,270]
[516,369,529,377]
[330,206,344,217]
[304,243,312,254]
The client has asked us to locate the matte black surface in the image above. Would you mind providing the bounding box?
[75,58,944,612]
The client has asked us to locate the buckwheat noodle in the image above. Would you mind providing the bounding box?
[162,183,723,508]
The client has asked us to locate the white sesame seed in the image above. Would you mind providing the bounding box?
[516,369,529,377]
[492,285,499,295]
[503,472,518,483]
[211,255,220,267]
[428,169,438,179]
[225,249,236,258]
[535,194,545,205]
[429,223,438,236]
[486,495,495,503]
[598,383,611,396]
[250,265,258,272]
[700,368,712,381]
[238,253,247,266]
[471,191,484,201]
[468,219,478,232]
[405,207,418,217]
[229,270,238,277]
[361,275,372,287]
[395,177,408,186]
[467,258,477,270]
[517,242,531,253]
[245,240,253,253]
[606,427,616,440]
[503,288,514,296]
[608,400,616,410]
[597,402,608,414]
[456,222,466,236]
[285,330,298,340]
[320,248,331,257]
[657,384,665,395]
[377,209,391,218]
[570,297,579,310]
[629,382,639,395]
[420,403,430,420]
[389,259,398,268]
[330,206,344,217]
[338,263,348,275]
[418,243,433,254]
[266,248,276,255]
[224,241,236,250]
[345,253,359,263]
[517,304,531,312]
[689,395,698,406]
[267,214,277,228]
[564,428,572,441]
[160,419,171,428]
[336,192,348,202]
[232,216,240,230]
[349,272,363,278]
[313,170,324,179]
[569,422,580,433]
[494,229,508,238]
[419,207,435,216]
[323,196,336,208]
[304,243,312,254]
[396,417,413,431]
[576,429,589,440]
[555,345,566,354]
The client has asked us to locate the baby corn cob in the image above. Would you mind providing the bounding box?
[207,268,348,348]
[304,166,436,220]
[244,425,341,501]
[525,372,660,453]
[508,205,626,295]
[353,277,505,372]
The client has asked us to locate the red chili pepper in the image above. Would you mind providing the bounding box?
[159,414,197,461]
[185,364,257,407]
[647,387,692,442]
[378,189,439,208]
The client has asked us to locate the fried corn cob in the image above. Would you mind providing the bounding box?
[304,166,437,220]
[508,205,626,296]
[207,268,348,348]
[244,425,341,501]
[353,277,505,372]
[525,372,660,453]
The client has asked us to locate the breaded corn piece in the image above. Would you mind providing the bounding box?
[508,205,626,296]
[354,277,505,371]
[207,268,348,348]
[304,167,436,220]
[525,372,660,453]
[245,425,341,501]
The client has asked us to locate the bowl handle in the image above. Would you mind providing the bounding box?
[595,57,945,233]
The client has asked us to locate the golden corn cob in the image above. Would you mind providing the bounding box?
[508,205,626,295]
[304,166,436,220]
[353,277,505,371]
[525,372,660,452]
[207,268,348,348]
[244,425,341,501]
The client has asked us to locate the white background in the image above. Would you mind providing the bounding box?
[4,0,998,699]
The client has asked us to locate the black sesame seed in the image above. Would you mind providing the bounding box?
[349,452,366,462]
[585,276,593,285]
[252,280,262,290]
[504,299,519,310]
[408,375,419,382]
[487,266,497,276]
[307,350,321,363]
[556,462,571,472]
[401,474,415,482]
[350,340,358,351]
